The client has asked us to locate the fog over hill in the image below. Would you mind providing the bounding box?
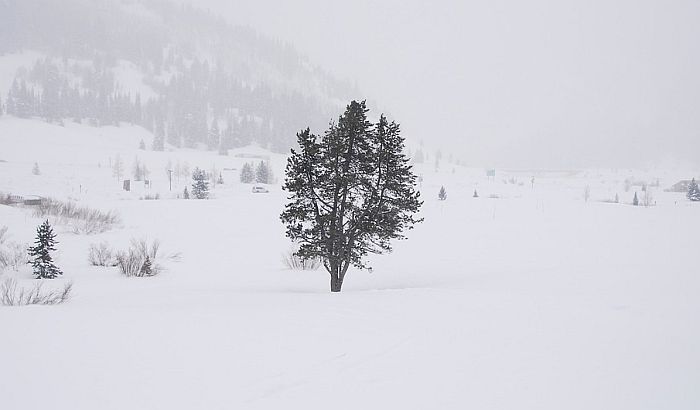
[193,0,700,169]
[0,0,359,153]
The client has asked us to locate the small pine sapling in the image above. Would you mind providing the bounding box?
[438,186,447,201]
[27,220,63,279]
[191,167,210,199]
[140,255,153,276]
[687,178,700,202]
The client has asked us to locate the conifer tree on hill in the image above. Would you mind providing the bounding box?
[281,100,423,292]
[687,178,700,202]
[438,186,447,200]
[191,167,210,199]
[240,162,254,183]
[255,161,272,184]
[27,220,63,279]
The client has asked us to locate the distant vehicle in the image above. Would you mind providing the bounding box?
[252,185,269,193]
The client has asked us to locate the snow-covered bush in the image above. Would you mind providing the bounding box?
[88,242,117,267]
[115,238,177,277]
[33,198,120,234]
[282,249,322,271]
[0,278,72,306]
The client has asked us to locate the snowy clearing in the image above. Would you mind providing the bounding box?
[0,117,698,409]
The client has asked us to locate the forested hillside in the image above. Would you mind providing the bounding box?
[0,0,357,152]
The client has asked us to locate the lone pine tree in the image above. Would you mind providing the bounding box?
[438,186,447,200]
[27,220,63,279]
[281,100,423,292]
[687,178,700,201]
[191,167,210,199]
[633,192,639,206]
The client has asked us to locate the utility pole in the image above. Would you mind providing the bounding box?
[168,169,173,191]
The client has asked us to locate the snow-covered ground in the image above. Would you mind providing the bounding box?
[0,117,698,409]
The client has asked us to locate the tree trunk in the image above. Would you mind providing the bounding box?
[330,274,343,292]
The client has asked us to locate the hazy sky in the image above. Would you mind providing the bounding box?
[192,0,700,168]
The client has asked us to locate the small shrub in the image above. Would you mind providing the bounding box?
[115,238,173,277]
[282,249,322,271]
[0,242,26,273]
[33,198,120,234]
[0,193,13,205]
[140,193,160,200]
[0,278,73,306]
[88,242,117,267]
[0,226,27,273]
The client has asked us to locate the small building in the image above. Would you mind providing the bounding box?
[7,194,24,204]
[23,195,43,206]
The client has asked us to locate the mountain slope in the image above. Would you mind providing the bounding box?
[0,0,358,152]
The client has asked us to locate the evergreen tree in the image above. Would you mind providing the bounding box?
[133,157,145,181]
[240,162,254,183]
[687,178,700,201]
[32,162,41,175]
[281,101,423,292]
[140,255,153,276]
[27,220,63,279]
[217,172,224,185]
[255,161,272,184]
[152,120,165,151]
[473,189,479,198]
[208,121,220,150]
[438,186,447,200]
[191,167,210,199]
[183,186,190,199]
[112,154,124,183]
[633,192,639,206]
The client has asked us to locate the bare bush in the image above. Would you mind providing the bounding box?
[282,249,322,271]
[0,192,13,205]
[1,278,73,306]
[0,242,26,272]
[33,198,120,234]
[88,242,117,267]
[0,226,26,273]
[115,238,166,277]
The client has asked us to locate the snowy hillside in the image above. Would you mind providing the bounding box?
[0,0,357,153]
[1,116,699,409]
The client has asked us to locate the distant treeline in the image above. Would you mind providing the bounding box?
[0,0,357,153]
